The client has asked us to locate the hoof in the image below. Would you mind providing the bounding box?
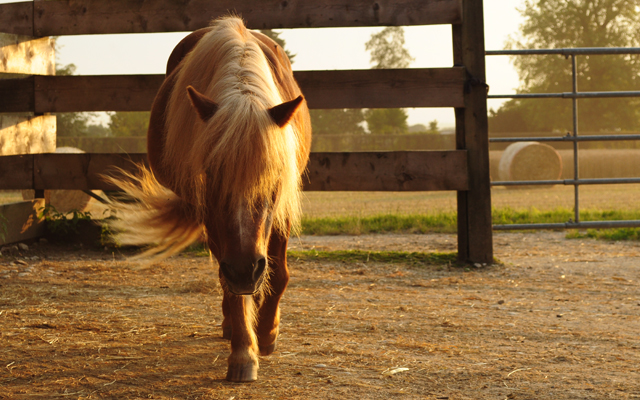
[259,341,277,356]
[226,363,258,382]
[222,326,232,340]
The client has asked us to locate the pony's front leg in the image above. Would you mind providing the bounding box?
[255,230,289,356]
[221,293,232,340]
[224,293,259,382]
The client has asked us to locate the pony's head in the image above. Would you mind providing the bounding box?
[187,86,304,295]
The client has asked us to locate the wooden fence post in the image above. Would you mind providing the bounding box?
[453,0,494,263]
[0,25,56,245]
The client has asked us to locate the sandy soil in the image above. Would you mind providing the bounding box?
[1,232,639,399]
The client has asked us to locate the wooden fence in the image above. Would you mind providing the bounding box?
[0,0,493,263]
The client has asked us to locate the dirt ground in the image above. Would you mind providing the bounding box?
[1,232,639,399]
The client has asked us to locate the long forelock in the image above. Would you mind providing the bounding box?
[164,16,302,233]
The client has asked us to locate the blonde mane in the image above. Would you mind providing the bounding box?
[163,17,303,233]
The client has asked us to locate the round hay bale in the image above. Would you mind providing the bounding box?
[22,147,93,213]
[498,142,563,184]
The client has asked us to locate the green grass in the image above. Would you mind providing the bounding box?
[300,208,640,236]
[183,245,458,265]
[301,213,457,235]
[287,249,457,266]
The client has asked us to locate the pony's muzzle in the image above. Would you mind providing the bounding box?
[220,257,267,295]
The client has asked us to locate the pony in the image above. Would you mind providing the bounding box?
[105,16,312,382]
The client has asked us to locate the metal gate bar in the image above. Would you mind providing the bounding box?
[490,91,640,99]
[487,48,640,56]
[492,178,640,186]
[486,47,640,230]
[491,134,640,143]
[493,220,640,231]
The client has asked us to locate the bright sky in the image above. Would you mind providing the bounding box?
[2,0,525,128]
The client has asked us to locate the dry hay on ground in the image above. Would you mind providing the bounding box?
[0,232,639,399]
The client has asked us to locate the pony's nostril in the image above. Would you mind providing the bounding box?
[253,257,266,281]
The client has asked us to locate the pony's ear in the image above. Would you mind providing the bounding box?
[268,95,304,128]
[187,86,218,121]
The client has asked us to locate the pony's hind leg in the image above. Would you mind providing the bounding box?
[224,293,259,382]
[255,230,290,356]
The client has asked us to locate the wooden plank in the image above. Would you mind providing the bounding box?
[0,2,33,36]
[0,200,46,246]
[0,151,467,191]
[17,68,464,113]
[32,0,462,36]
[304,151,468,191]
[297,68,465,109]
[33,153,148,191]
[0,76,34,113]
[453,0,493,264]
[0,114,56,155]
[55,133,456,153]
[0,35,55,75]
[34,75,164,113]
[0,154,33,189]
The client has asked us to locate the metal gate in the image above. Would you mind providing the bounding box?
[486,47,640,230]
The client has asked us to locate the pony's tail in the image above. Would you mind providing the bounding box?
[103,166,203,263]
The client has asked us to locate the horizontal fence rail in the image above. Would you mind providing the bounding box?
[489,91,640,99]
[491,134,640,143]
[491,178,640,186]
[492,220,640,231]
[0,0,462,37]
[0,68,465,113]
[486,48,640,56]
[0,151,469,192]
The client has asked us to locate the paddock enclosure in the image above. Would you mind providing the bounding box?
[2,2,640,398]
[0,0,493,263]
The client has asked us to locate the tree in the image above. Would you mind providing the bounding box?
[428,120,440,134]
[490,0,640,133]
[365,27,414,69]
[408,123,428,133]
[363,108,408,135]
[408,120,440,134]
[310,109,365,135]
[364,27,414,135]
[109,112,149,137]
